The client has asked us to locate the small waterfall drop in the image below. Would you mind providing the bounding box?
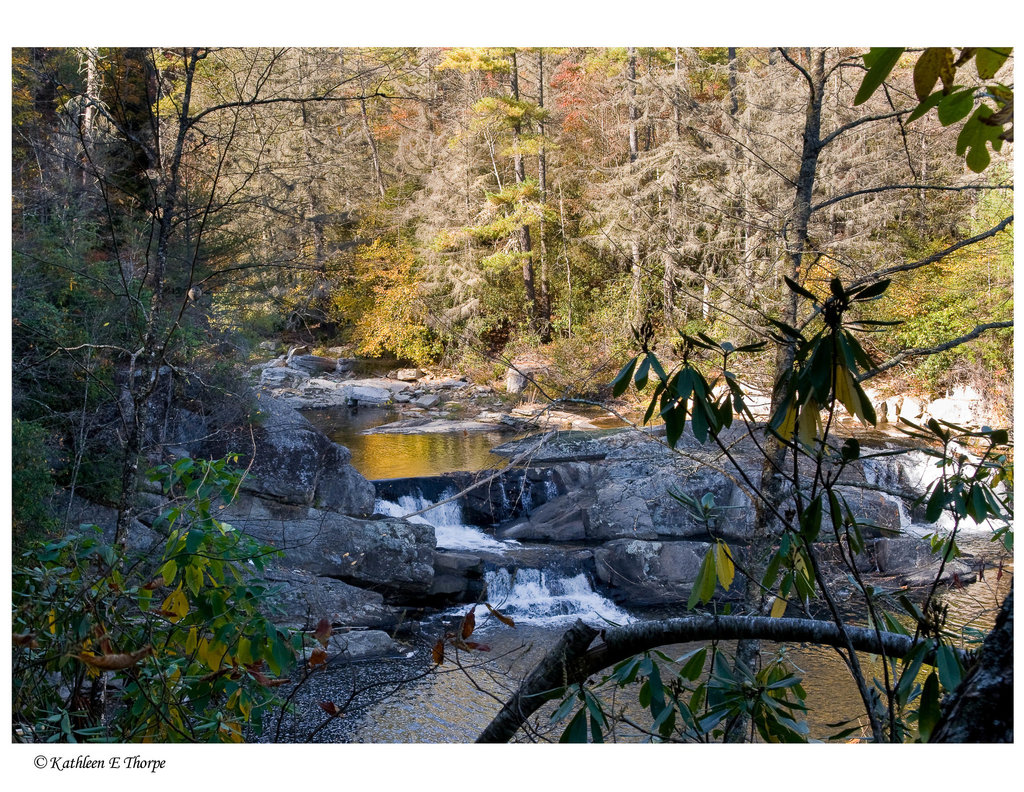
[374,489,513,552]
[862,450,1011,538]
[481,567,633,627]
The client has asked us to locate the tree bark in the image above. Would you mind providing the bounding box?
[359,95,386,199]
[663,48,681,323]
[115,49,204,547]
[931,589,1013,743]
[536,48,551,339]
[626,47,645,327]
[509,49,540,334]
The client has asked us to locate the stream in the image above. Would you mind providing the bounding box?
[303,406,511,479]
[293,406,1013,743]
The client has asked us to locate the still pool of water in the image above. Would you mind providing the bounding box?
[304,406,513,479]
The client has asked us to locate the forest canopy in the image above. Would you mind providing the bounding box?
[9,43,1014,751]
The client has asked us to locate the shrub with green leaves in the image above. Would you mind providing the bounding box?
[11,456,300,743]
[545,275,1013,743]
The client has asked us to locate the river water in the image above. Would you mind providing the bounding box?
[304,406,511,479]
[294,406,1013,743]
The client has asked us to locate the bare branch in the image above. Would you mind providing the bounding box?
[776,48,814,93]
[819,109,908,149]
[852,215,1014,287]
[477,615,970,743]
[812,183,1013,214]
[859,321,1013,382]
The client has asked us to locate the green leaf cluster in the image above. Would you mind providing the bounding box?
[856,47,1012,172]
[11,457,299,743]
[552,646,808,743]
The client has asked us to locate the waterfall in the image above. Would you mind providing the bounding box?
[480,567,633,627]
[374,489,513,552]
[862,450,1011,538]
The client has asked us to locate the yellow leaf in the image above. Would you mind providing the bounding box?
[835,366,865,423]
[160,586,189,623]
[715,541,735,590]
[185,627,198,656]
[236,637,254,667]
[778,401,797,441]
[198,637,227,670]
[185,564,202,596]
[770,596,788,618]
[797,398,822,447]
[237,690,252,720]
[794,550,808,579]
[159,559,177,587]
[219,719,243,743]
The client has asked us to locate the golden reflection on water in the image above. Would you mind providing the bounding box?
[346,431,511,480]
[303,406,512,479]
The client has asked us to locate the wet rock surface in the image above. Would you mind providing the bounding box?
[223,494,435,601]
[593,539,711,606]
[263,568,399,630]
[152,355,1012,665]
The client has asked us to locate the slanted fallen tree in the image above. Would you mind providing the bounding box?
[477,611,982,743]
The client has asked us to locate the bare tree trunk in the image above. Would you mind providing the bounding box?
[359,95,386,200]
[79,47,100,189]
[509,49,540,334]
[663,48,682,324]
[115,49,204,546]
[627,47,645,327]
[536,48,551,339]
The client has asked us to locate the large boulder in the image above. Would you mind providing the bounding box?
[827,487,903,537]
[873,536,975,586]
[222,495,435,601]
[493,432,756,543]
[241,396,375,516]
[289,354,343,375]
[299,630,399,662]
[589,482,657,540]
[262,567,398,630]
[428,550,486,603]
[594,539,711,606]
[500,491,592,542]
[326,630,399,661]
[259,366,310,389]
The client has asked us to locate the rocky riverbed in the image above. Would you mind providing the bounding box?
[75,348,1011,684]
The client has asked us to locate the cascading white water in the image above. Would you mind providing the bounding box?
[374,489,512,552]
[862,450,1011,538]
[481,567,633,627]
